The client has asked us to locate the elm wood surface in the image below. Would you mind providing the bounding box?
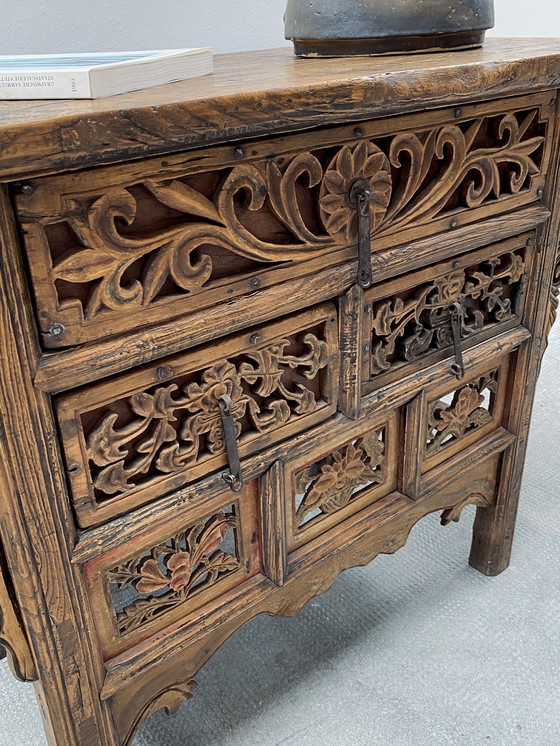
[14,92,552,349]
[0,41,559,746]
[1,40,560,180]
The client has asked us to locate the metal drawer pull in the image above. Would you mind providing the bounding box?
[218,394,244,492]
[349,178,372,289]
[449,301,465,380]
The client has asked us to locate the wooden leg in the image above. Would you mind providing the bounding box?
[469,334,548,576]
[468,448,521,576]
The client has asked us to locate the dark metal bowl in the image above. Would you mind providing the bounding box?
[285,0,495,57]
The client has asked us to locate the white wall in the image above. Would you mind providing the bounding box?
[0,0,559,56]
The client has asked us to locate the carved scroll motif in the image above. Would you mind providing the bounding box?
[40,109,544,324]
[425,370,499,458]
[367,249,525,377]
[108,511,239,636]
[86,331,330,500]
[295,428,385,527]
[121,679,198,746]
[440,492,493,526]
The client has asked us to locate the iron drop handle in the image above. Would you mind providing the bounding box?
[449,301,465,380]
[349,178,372,289]
[218,394,244,492]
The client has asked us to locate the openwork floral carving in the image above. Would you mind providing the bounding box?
[26,106,546,342]
[108,511,239,635]
[295,428,385,527]
[367,248,526,377]
[426,370,499,457]
[319,142,392,239]
[86,331,330,499]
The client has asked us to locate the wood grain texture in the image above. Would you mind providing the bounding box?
[470,96,560,575]
[0,40,560,180]
[14,92,550,349]
[102,447,504,723]
[0,542,36,682]
[0,187,120,744]
[34,205,549,394]
[0,41,558,746]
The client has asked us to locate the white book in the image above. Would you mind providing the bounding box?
[0,48,213,100]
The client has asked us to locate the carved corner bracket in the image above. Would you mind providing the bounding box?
[121,678,198,746]
[440,492,493,526]
[0,555,37,682]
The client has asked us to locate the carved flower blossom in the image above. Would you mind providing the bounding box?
[296,433,385,525]
[435,386,485,434]
[319,141,392,240]
[134,513,232,594]
[156,362,249,471]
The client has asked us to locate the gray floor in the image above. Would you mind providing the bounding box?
[1,324,559,746]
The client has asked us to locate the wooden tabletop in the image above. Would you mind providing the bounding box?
[1,39,560,180]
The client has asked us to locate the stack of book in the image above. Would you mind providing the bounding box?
[0,48,213,100]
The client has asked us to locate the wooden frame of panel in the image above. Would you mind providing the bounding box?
[56,303,338,526]
[14,92,553,350]
[284,411,400,553]
[33,206,549,394]
[361,232,534,395]
[84,477,263,659]
[1,45,559,746]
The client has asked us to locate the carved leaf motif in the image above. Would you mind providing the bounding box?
[93,460,136,494]
[426,371,498,457]
[85,331,329,500]
[367,250,525,378]
[436,387,485,433]
[111,512,239,635]
[360,430,385,470]
[295,429,386,526]
[266,154,325,246]
[145,179,221,222]
[134,559,168,594]
[239,343,288,397]
[53,249,118,282]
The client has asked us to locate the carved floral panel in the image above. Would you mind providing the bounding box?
[57,306,337,523]
[364,242,527,381]
[108,509,240,636]
[425,369,500,458]
[16,101,550,347]
[294,426,386,530]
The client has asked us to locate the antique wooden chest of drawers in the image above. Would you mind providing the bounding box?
[1,40,560,746]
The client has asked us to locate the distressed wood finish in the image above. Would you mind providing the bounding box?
[1,40,560,180]
[0,542,36,682]
[0,41,559,746]
[14,92,551,349]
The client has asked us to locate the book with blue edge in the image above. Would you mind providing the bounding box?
[0,48,213,100]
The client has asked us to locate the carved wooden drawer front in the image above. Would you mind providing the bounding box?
[422,360,509,471]
[402,349,518,497]
[361,233,532,393]
[56,303,338,527]
[285,411,400,554]
[14,93,552,350]
[80,473,264,659]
